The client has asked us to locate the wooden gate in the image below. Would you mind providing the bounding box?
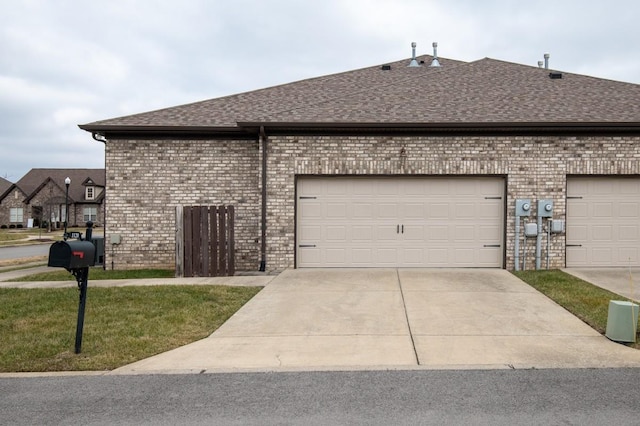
[176,205,235,277]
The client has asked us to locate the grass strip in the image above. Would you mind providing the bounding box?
[8,268,176,282]
[514,270,639,348]
[0,285,261,372]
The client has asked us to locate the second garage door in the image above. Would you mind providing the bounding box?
[567,177,640,267]
[297,177,504,268]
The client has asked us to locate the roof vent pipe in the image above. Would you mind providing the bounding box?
[408,42,420,67]
[430,42,441,67]
[544,53,550,69]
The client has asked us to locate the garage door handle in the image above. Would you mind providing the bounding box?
[483,244,500,248]
[299,196,317,199]
[298,244,316,248]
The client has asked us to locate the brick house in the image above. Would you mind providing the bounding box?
[0,169,105,229]
[79,51,640,273]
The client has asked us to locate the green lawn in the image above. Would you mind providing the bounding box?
[513,270,639,349]
[0,285,261,372]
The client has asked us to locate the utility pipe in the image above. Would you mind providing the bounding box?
[535,212,543,270]
[514,216,520,271]
[546,218,551,269]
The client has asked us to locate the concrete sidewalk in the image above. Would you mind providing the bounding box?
[564,268,640,303]
[112,269,640,374]
[0,266,275,288]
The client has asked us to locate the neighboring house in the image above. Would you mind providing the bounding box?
[0,169,105,229]
[79,47,640,273]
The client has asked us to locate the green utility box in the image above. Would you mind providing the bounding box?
[605,300,639,343]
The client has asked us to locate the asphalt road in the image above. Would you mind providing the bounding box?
[2,369,640,425]
[0,244,50,260]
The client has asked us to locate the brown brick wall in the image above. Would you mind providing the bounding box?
[104,139,260,270]
[265,135,640,272]
[103,134,639,272]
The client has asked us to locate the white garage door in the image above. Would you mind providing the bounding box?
[297,177,504,268]
[567,177,640,267]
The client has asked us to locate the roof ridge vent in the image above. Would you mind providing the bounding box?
[408,42,420,67]
[430,42,441,67]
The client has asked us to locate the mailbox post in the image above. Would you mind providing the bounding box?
[48,222,96,354]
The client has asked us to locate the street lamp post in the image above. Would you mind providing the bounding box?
[64,177,70,240]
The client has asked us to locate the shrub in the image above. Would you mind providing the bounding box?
[16,224,23,229]
[0,225,7,229]
[9,224,16,229]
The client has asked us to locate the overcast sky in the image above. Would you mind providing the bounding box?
[1,0,639,181]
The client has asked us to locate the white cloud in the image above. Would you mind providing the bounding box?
[0,0,638,180]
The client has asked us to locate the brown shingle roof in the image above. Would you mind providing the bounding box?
[251,58,640,125]
[16,169,105,203]
[80,55,640,134]
[0,176,11,195]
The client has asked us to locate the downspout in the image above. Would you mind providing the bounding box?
[92,133,107,270]
[259,126,267,272]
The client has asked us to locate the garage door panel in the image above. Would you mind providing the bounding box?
[618,225,639,240]
[619,180,640,194]
[379,203,398,218]
[326,226,346,241]
[299,225,322,241]
[299,202,322,219]
[352,225,374,242]
[567,177,640,267]
[478,225,501,241]
[619,247,639,263]
[592,225,613,241]
[325,248,347,264]
[429,225,449,241]
[429,203,450,218]
[352,248,374,264]
[619,203,639,217]
[593,203,613,217]
[403,203,425,219]
[298,247,321,266]
[353,203,374,219]
[326,203,347,218]
[479,247,502,266]
[454,203,475,218]
[297,177,504,268]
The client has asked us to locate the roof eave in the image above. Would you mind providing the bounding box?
[237,121,640,135]
[78,124,256,139]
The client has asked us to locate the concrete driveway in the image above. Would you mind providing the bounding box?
[564,268,640,303]
[113,269,640,374]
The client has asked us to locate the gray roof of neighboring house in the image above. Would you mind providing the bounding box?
[0,176,11,195]
[15,169,105,203]
[79,55,640,135]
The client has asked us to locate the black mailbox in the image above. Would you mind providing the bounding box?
[48,241,96,270]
